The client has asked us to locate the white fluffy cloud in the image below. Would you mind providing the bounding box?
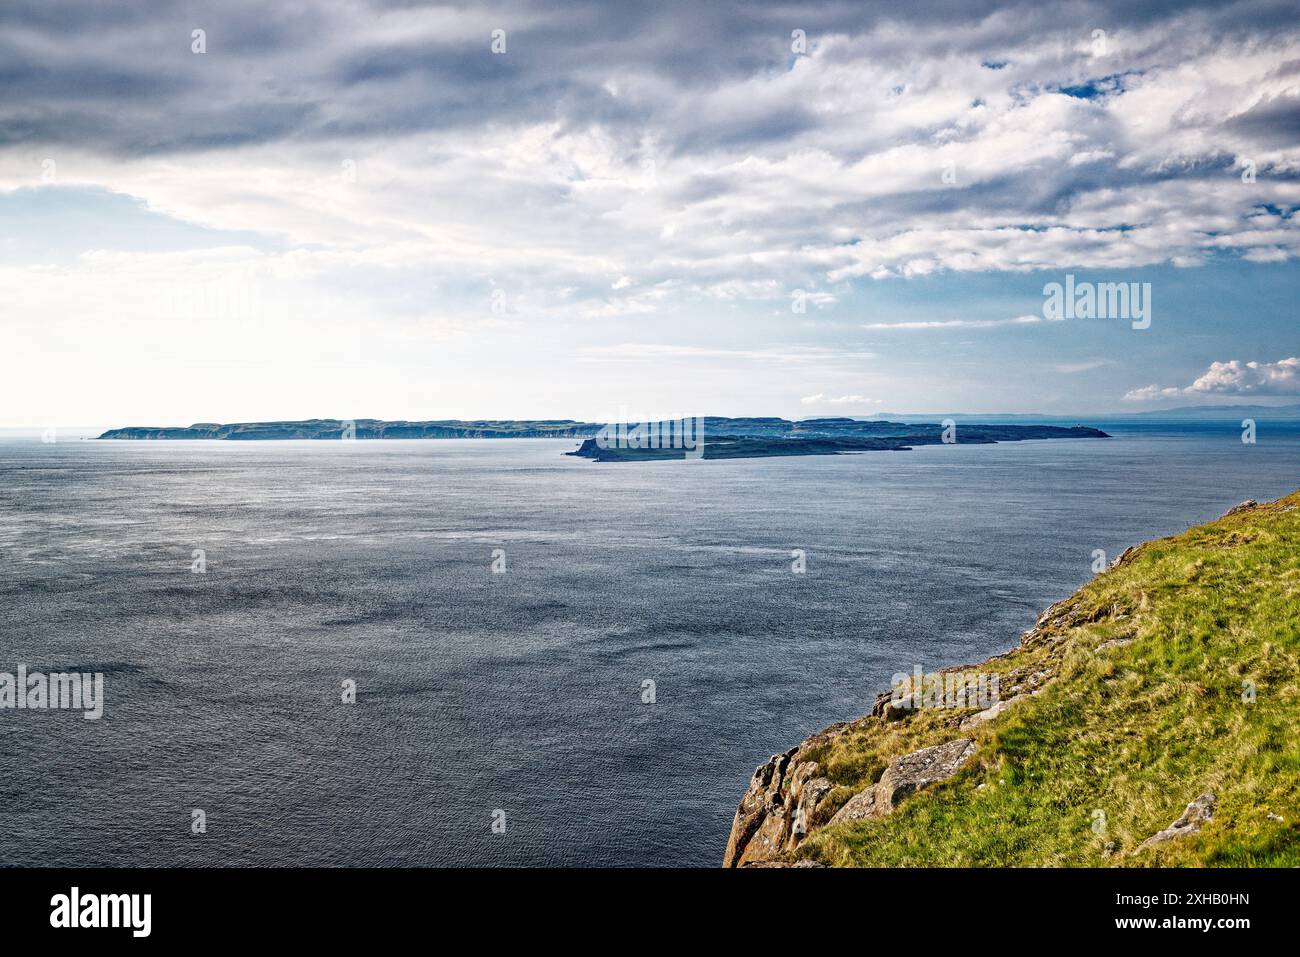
[1124,357,1300,400]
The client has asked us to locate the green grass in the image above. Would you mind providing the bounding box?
[796,492,1300,867]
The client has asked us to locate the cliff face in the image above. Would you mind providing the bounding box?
[722,601,1065,867]
[724,493,1300,867]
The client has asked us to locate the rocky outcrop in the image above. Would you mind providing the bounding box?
[1223,500,1259,517]
[722,728,847,868]
[722,492,1300,867]
[1141,792,1216,848]
[723,731,981,866]
[828,739,976,826]
[723,588,1069,867]
[719,534,1150,867]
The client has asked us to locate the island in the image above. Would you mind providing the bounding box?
[724,493,1300,867]
[569,421,1109,461]
[98,416,1110,461]
[97,419,600,440]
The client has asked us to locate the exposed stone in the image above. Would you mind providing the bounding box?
[1141,792,1216,848]
[827,738,978,827]
[1109,544,1143,569]
[1223,499,1259,517]
[827,785,881,825]
[789,769,833,844]
[1096,637,1133,652]
[723,728,847,867]
[959,694,1024,730]
[740,859,827,868]
[723,747,795,868]
[883,695,920,721]
[870,689,895,719]
[876,738,977,811]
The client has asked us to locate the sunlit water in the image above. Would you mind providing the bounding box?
[1,424,1296,866]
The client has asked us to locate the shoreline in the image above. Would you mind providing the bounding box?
[724,493,1300,867]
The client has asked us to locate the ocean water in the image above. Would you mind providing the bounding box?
[0,424,1296,867]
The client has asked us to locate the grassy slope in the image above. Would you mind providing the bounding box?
[797,491,1300,867]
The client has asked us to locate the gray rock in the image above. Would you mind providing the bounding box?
[960,695,1024,730]
[827,785,881,825]
[827,738,978,826]
[1096,637,1133,651]
[790,771,833,841]
[1141,792,1216,848]
[722,727,848,866]
[876,738,977,812]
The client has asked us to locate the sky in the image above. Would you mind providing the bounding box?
[1,0,1298,427]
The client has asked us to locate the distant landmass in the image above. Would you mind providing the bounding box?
[98,417,1109,461]
[858,403,1300,423]
[1126,403,1300,420]
[570,422,1108,461]
[98,419,600,440]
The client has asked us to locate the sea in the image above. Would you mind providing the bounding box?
[0,422,1296,866]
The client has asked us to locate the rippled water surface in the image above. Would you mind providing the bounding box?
[1,425,1296,865]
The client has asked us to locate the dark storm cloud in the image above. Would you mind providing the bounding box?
[1,0,1291,157]
[2,0,1297,286]
[1226,92,1300,148]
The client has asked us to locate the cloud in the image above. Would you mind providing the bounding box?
[800,393,881,405]
[1124,357,1300,399]
[1187,357,1300,394]
[2,0,1299,306]
[581,344,876,362]
[2,2,1300,430]
[1053,359,1116,373]
[1122,384,1185,401]
[861,315,1049,330]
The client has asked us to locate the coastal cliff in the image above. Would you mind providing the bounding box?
[724,492,1300,867]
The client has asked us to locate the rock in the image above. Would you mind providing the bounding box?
[883,695,920,721]
[740,859,827,868]
[1109,544,1142,569]
[1223,500,1259,517]
[1096,637,1133,651]
[723,729,846,867]
[827,785,881,825]
[790,769,832,841]
[723,748,796,868]
[876,739,977,811]
[828,738,978,827]
[872,687,920,722]
[870,689,895,719]
[1141,792,1216,848]
[960,695,1024,730]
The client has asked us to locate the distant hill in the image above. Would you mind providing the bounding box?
[569,424,1109,461]
[861,404,1300,423]
[98,419,602,440]
[1126,403,1300,420]
[98,418,1109,458]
